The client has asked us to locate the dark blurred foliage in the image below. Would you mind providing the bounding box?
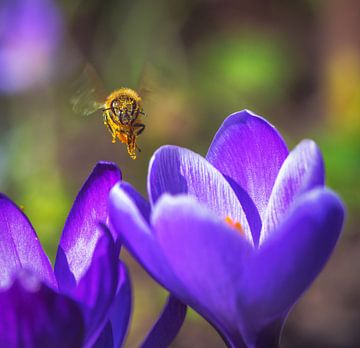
[0,0,359,347]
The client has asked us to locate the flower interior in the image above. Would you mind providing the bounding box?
[224,216,245,236]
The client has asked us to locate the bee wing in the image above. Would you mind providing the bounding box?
[137,62,159,101]
[71,88,104,116]
[136,61,177,108]
[71,64,107,116]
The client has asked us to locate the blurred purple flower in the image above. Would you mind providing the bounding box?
[0,0,62,92]
[109,110,345,348]
[0,162,131,347]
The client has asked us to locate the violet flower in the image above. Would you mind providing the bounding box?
[0,162,130,347]
[0,0,62,93]
[109,110,345,348]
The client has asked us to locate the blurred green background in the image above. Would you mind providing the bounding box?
[1,0,360,347]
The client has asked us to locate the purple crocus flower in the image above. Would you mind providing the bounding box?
[0,162,131,347]
[0,0,62,92]
[109,110,345,348]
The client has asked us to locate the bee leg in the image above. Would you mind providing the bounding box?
[133,123,145,136]
[130,113,139,125]
[103,112,117,143]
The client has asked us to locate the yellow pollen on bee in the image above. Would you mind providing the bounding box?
[225,216,244,236]
[104,88,142,109]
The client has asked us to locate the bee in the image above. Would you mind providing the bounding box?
[102,88,146,159]
[71,66,146,160]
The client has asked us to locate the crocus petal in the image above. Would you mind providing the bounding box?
[260,140,325,244]
[141,295,187,348]
[109,184,183,291]
[107,261,132,348]
[0,271,84,348]
[238,188,344,346]
[119,181,151,224]
[54,162,121,292]
[151,194,254,346]
[93,322,114,348]
[0,193,56,288]
[206,110,288,227]
[148,145,253,244]
[71,225,119,347]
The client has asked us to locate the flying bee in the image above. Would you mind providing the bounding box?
[102,88,146,159]
[71,65,147,160]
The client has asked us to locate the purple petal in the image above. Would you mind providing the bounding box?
[238,188,344,346]
[148,145,253,244]
[107,261,132,348]
[93,322,113,348]
[0,193,56,288]
[260,140,325,244]
[54,162,121,292]
[252,318,285,348]
[206,110,288,227]
[119,181,151,224]
[109,184,182,290]
[71,225,119,347]
[0,271,84,348]
[151,194,253,346]
[141,295,187,348]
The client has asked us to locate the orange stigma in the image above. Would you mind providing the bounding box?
[225,216,244,236]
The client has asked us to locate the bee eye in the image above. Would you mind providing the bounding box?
[111,100,121,116]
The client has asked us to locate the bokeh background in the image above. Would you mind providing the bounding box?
[1,0,359,347]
